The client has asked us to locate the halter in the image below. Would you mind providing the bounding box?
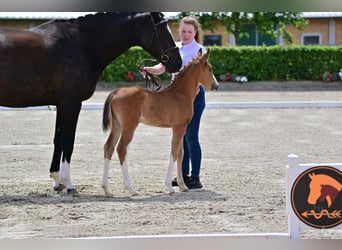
[149,14,179,64]
[136,13,179,91]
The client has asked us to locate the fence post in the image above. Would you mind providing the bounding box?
[287,154,300,239]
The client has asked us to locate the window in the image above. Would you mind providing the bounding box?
[203,35,222,46]
[239,24,276,46]
[301,33,322,45]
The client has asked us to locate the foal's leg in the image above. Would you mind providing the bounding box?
[117,127,138,196]
[176,140,188,192]
[102,118,121,196]
[165,127,188,193]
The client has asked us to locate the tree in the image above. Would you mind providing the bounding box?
[177,12,308,46]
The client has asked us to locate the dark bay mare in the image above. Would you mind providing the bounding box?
[0,12,182,193]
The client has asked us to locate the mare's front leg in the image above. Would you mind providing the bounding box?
[50,108,64,191]
[50,101,81,194]
[165,127,188,193]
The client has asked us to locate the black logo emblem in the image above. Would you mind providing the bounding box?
[291,166,342,229]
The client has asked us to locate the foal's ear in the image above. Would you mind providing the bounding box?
[197,48,203,57]
[205,48,211,57]
[202,48,210,61]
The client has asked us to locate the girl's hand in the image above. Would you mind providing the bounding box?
[139,67,147,78]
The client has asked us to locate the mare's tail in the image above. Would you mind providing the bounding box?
[102,91,116,132]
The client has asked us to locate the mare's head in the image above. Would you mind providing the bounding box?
[136,12,182,73]
[192,48,219,91]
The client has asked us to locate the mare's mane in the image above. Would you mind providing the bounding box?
[28,12,145,42]
[73,12,139,23]
[34,12,142,30]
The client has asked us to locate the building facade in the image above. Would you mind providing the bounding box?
[168,12,342,46]
[286,13,342,46]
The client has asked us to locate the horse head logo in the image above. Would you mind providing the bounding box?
[308,172,342,207]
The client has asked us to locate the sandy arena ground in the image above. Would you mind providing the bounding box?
[0,81,342,239]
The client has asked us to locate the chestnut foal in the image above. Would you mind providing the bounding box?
[101,49,218,195]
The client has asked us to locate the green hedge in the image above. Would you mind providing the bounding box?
[101,46,342,82]
[101,47,154,82]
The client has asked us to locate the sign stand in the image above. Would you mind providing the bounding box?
[287,154,342,239]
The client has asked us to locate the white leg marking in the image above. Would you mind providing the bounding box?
[102,158,111,195]
[165,154,175,193]
[121,159,138,196]
[120,144,138,196]
[60,161,75,191]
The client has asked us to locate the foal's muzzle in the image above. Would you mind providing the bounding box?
[211,75,219,90]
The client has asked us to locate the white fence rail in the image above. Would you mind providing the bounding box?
[2,101,342,111]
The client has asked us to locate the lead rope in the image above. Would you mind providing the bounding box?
[136,59,163,91]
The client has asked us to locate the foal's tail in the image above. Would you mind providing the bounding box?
[102,91,116,132]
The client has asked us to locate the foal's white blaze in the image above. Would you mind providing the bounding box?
[60,161,75,190]
[101,158,111,195]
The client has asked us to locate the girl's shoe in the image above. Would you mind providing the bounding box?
[171,176,202,189]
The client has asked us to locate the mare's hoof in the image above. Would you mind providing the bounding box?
[67,188,78,194]
[53,183,65,192]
